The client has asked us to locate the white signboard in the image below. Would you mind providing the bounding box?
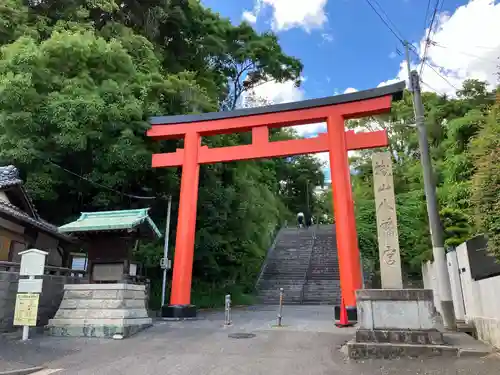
[18,278,43,294]
[19,249,48,276]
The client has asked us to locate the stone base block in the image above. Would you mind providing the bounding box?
[47,283,151,339]
[346,340,457,359]
[347,289,451,359]
[356,289,442,331]
[334,305,357,322]
[48,318,152,338]
[161,304,197,319]
[355,329,444,345]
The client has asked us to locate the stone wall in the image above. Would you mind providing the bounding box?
[0,267,84,332]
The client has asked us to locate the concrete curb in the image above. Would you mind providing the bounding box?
[0,367,44,375]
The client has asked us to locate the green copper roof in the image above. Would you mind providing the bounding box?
[58,208,162,238]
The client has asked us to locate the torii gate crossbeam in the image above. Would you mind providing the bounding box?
[147,81,405,319]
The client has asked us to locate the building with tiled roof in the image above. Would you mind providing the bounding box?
[0,165,75,266]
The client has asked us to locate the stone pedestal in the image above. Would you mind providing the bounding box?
[347,289,455,359]
[47,284,152,338]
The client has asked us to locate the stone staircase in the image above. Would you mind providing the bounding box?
[302,225,342,305]
[256,227,315,304]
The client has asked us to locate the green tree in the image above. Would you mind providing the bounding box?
[470,101,500,257]
[0,29,212,222]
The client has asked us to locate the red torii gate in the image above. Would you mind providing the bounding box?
[147,82,405,318]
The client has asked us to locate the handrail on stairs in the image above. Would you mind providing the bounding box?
[300,222,319,304]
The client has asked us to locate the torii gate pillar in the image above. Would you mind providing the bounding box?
[147,82,405,319]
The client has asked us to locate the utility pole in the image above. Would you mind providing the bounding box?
[404,41,413,92]
[404,42,456,330]
[161,194,172,307]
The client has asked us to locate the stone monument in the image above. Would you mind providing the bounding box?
[345,152,448,359]
[372,151,403,289]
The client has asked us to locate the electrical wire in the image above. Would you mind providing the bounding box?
[47,160,159,200]
[423,0,432,31]
[420,79,445,96]
[364,0,460,93]
[420,0,441,77]
[408,48,459,91]
[369,0,405,42]
[363,0,404,43]
[423,62,458,91]
[430,42,499,63]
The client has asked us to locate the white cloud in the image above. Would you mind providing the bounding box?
[242,11,257,24]
[321,33,334,43]
[382,0,500,95]
[244,0,328,32]
[249,80,305,104]
[343,87,358,94]
[378,60,415,89]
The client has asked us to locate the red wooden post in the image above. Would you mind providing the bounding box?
[169,132,201,308]
[327,115,362,309]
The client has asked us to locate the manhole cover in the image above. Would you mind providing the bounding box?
[228,333,256,339]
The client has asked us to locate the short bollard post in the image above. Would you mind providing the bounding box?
[224,294,232,326]
[277,288,284,327]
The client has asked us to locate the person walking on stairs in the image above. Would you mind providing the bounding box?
[297,212,305,228]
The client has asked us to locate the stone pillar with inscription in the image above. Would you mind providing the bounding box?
[346,152,447,360]
[372,151,403,289]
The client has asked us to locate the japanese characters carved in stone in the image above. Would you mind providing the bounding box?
[372,152,403,289]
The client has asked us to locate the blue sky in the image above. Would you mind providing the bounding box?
[201,0,489,98]
[201,0,500,182]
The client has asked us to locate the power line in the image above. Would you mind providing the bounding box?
[370,0,405,42]
[422,61,458,91]
[420,0,441,77]
[423,0,432,30]
[47,160,158,200]
[364,0,460,93]
[363,0,404,43]
[430,42,499,63]
[420,79,445,95]
[408,48,458,91]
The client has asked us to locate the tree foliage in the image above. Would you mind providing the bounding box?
[470,100,500,257]
[343,78,499,279]
[0,0,498,305]
[0,0,320,308]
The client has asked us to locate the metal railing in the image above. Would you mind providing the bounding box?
[0,261,87,278]
[300,222,319,304]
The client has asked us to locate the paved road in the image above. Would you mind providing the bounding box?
[4,306,500,374]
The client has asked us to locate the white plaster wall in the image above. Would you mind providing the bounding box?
[456,242,482,321]
[446,251,466,321]
[473,275,500,348]
[421,260,442,316]
[423,243,500,348]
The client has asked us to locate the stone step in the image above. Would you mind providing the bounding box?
[258,283,304,289]
[262,267,307,273]
[264,266,308,271]
[257,226,316,304]
[260,276,305,281]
